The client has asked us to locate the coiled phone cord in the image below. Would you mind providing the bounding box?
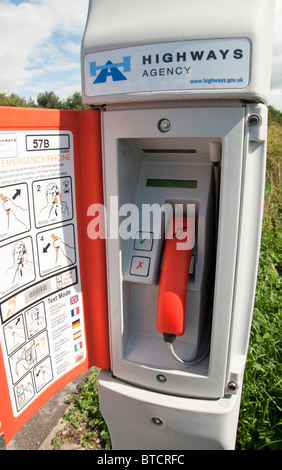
[163,305,212,367]
[167,341,210,366]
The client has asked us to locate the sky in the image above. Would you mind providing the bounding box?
[0,0,282,111]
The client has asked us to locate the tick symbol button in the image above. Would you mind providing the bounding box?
[130,256,150,277]
[134,232,153,251]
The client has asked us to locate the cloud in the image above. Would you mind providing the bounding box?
[268,1,282,111]
[0,0,89,98]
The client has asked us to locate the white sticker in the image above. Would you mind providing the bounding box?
[0,131,86,416]
[0,133,17,159]
[84,38,250,98]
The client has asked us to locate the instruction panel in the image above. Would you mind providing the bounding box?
[0,131,86,416]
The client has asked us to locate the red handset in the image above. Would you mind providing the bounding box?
[157,216,195,339]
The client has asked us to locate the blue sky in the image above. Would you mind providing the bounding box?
[1,0,282,110]
[0,0,89,101]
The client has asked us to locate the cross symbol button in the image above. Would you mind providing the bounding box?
[130,256,150,277]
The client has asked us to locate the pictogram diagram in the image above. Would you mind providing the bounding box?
[0,236,35,299]
[3,314,26,355]
[14,373,35,411]
[0,129,86,417]
[25,302,46,339]
[36,225,76,277]
[34,357,53,392]
[8,330,49,384]
[0,183,30,241]
[32,177,73,228]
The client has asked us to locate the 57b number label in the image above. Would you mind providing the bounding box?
[26,134,70,152]
[33,138,50,149]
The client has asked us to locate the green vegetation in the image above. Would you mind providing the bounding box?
[236,106,282,450]
[0,90,89,110]
[59,369,111,450]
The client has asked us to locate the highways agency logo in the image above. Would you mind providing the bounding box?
[84,38,250,96]
[89,56,131,84]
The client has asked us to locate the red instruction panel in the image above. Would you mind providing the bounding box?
[0,107,109,446]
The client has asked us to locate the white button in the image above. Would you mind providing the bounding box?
[134,232,153,251]
[130,256,150,277]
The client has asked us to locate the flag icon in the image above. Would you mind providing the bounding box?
[72,319,80,329]
[74,341,83,352]
[73,330,81,340]
[70,295,78,305]
[75,353,83,363]
[71,307,80,317]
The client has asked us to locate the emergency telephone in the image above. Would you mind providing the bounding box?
[0,0,275,452]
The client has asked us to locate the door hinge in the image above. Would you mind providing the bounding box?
[90,104,107,111]
[247,104,267,143]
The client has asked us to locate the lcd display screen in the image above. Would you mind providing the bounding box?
[146,179,198,189]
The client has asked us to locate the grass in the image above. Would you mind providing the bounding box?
[61,106,281,451]
[236,107,282,450]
